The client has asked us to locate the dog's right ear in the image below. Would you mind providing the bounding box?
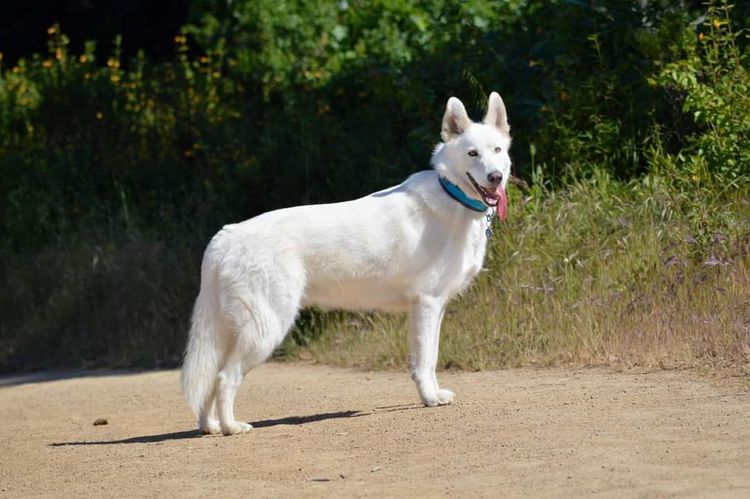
[441,97,471,142]
[484,92,510,133]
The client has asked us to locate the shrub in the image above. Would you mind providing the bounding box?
[653,0,750,185]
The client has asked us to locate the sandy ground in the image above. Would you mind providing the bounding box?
[0,363,748,498]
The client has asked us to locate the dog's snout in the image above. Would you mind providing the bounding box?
[487,171,503,185]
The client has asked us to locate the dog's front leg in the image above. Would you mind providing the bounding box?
[408,297,454,406]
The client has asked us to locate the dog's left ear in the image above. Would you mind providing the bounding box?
[484,92,510,133]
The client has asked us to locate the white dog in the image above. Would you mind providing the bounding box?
[181,92,512,435]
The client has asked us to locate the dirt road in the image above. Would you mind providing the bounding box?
[1,363,748,497]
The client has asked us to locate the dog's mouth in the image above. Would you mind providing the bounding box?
[466,172,507,221]
[466,172,500,206]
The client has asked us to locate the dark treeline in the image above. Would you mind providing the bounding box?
[0,0,188,62]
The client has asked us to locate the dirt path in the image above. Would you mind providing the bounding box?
[1,363,748,498]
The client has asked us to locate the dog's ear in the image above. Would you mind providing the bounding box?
[483,92,510,133]
[441,97,471,142]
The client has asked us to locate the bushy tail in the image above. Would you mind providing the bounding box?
[180,285,222,418]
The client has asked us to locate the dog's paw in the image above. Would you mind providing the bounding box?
[221,421,253,436]
[420,388,455,407]
[199,419,222,435]
[436,388,455,405]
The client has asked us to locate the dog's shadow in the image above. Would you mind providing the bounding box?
[48,410,366,446]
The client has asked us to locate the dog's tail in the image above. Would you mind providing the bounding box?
[180,263,223,418]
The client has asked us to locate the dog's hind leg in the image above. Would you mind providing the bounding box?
[216,357,252,435]
[216,279,304,435]
[198,385,220,435]
[408,297,454,407]
[215,309,266,436]
[217,311,299,434]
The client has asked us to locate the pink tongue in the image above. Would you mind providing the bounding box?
[492,186,507,222]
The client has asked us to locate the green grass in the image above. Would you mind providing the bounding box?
[2,171,748,373]
[290,173,750,372]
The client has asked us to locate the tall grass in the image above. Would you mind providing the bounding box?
[300,174,750,371]
[0,236,200,370]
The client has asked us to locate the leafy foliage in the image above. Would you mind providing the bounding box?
[654,1,750,184]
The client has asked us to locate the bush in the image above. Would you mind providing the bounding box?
[653,1,750,185]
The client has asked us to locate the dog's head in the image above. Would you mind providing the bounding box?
[431,92,511,220]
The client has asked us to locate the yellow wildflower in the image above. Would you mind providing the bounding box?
[47,26,57,35]
[110,74,121,83]
[79,55,88,63]
[42,60,53,68]
[55,48,64,60]
[712,19,721,29]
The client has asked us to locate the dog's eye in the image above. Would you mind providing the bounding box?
[468,150,478,157]
[494,147,502,153]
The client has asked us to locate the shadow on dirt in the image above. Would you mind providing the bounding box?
[251,409,367,428]
[48,410,367,446]
[0,369,164,388]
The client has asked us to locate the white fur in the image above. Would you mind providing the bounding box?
[181,92,512,435]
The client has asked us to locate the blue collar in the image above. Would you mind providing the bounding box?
[438,176,487,213]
